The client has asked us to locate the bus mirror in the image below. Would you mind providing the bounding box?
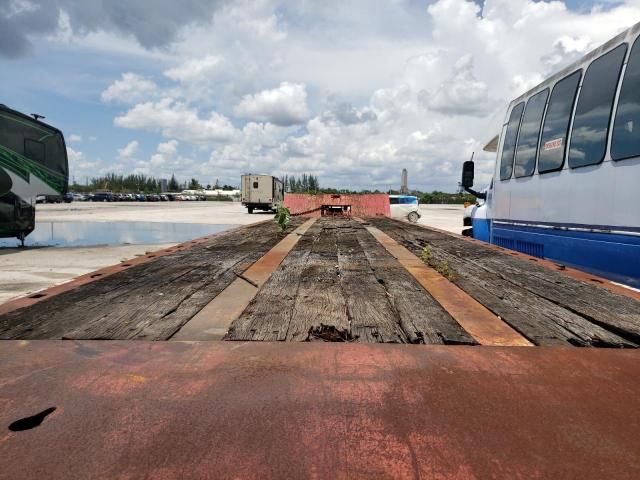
[461,160,474,188]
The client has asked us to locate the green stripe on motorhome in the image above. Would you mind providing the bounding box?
[0,145,66,193]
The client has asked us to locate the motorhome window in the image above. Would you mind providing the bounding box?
[0,112,27,155]
[612,37,640,160]
[569,44,627,168]
[253,182,258,188]
[514,89,549,177]
[499,102,524,180]
[43,133,67,175]
[389,197,399,205]
[24,139,45,164]
[538,71,581,173]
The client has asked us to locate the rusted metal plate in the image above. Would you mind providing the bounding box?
[1,341,639,479]
[171,218,317,340]
[285,193,391,217]
[362,221,532,346]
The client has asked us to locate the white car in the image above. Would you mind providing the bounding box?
[389,195,421,223]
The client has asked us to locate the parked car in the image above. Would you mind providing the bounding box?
[92,192,114,202]
[136,194,146,201]
[389,195,421,223]
[159,194,168,201]
[63,193,74,203]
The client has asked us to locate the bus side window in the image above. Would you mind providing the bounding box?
[612,36,640,160]
[538,71,581,173]
[569,44,627,168]
[514,89,549,177]
[499,102,524,180]
[24,138,45,164]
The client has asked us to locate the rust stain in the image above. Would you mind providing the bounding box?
[362,221,532,347]
[0,341,639,479]
[171,218,317,341]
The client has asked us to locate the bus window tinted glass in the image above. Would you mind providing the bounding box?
[514,89,548,177]
[569,44,627,168]
[500,102,524,180]
[538,71,581,173]
[612,37,640,160]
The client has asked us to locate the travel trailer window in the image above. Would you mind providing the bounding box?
[538,71,581,173]
[612,36,640,160]
[514,89,549,177]
[499,102,524,180]
[569,44,627,168]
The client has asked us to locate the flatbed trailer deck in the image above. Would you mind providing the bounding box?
[1,216,639,346]
[1,217,640,479]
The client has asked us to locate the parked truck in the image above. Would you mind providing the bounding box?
[241,174,283,213]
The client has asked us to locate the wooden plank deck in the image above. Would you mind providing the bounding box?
[0,219,303,340]
[0,216,638,346]
[368,217,640,347]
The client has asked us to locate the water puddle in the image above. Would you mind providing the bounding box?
[0,222,238,248]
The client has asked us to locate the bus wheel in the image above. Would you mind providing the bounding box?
[248,207,254,214]
[408,212,419,223]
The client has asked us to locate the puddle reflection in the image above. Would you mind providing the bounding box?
[0,222,238,248]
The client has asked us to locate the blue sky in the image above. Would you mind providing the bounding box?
[2,0,638,190]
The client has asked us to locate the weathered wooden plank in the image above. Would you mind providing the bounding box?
[355,227,475,345]
[286,221,350,341]
[0,219,301,340]
[224,225,316,341]
[226,220,353,341]
[370,218,636,347]
[334,219,407,343]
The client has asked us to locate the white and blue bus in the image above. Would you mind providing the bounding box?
[461,22,640,289]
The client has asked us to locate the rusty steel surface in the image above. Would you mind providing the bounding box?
[284,193,391,217]
[1,341,639,480]
[171,218,317,341]
[0,222,264,316]
[362,222,532,347]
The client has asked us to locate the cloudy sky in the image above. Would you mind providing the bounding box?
[2,0,639,191]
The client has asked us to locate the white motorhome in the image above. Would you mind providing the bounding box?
[461,22,640,288]
[241,174,284,213]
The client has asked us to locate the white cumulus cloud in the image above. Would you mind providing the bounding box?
[234,82,310,126]
[101,73,158,104]
[117,140,139,159]
[114,98,238,144]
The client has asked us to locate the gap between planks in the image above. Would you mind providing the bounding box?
[358,219,533,347]
[171,218,318,341]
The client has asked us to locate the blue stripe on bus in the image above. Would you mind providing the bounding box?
[484,223,640,289]
[471,218,491,242]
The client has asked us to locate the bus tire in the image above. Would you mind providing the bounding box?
[408,211,419,223]
[248,207,254,214]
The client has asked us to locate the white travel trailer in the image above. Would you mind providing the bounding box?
[461,22,640,288]
[240,174,284,213]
